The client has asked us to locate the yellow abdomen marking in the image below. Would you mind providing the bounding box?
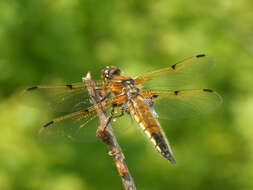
[128,96,176,164]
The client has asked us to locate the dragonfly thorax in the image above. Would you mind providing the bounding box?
[123,82,140,100]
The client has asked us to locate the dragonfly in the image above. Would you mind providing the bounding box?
[23,54,222,164]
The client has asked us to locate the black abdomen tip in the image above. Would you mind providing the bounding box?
[165,154,176,164]
[43,121,54,127]
[26,86,38,91]
[203,89,213,92]
[151,133,176,164]
[196,54,206,58]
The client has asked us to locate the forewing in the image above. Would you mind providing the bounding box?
[21,81,103,114]
[135,54,215,89]
[20,81,107,143]
[144,89,222,120]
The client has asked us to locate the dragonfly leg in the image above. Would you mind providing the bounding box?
[111,107,125,119]
[99,92,111,102]
[104,104,125,129]
[104,105,116,128]
[89,90,110,105]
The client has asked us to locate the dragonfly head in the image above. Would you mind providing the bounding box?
[102,66,121,81]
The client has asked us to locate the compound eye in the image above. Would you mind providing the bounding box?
[104,69,110,78]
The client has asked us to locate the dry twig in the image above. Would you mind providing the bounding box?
[83,72,136,190]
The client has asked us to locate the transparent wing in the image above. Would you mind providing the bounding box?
[135,54,216,89]
[37,102,133,143]
[20,81,106,143]
[21,81,132,143]
[21,81,103,114]
[142,89,222,120]
[38,107,100,143]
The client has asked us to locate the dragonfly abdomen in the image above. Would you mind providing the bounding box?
[128,96,176,164]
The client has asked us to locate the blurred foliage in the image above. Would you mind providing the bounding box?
[1,0,253,190]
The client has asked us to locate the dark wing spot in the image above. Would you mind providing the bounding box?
[152,94,159,98]
[203,89,213,92]
[174,90,179,95]
[196,54,206,58]
[26,86,38,91]
[66,84,73,89]
[43,121,54,127]
[171,64,176,70]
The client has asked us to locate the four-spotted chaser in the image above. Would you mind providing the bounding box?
[23,54,222,164]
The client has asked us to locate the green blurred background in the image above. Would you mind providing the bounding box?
[1,0,253,189]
